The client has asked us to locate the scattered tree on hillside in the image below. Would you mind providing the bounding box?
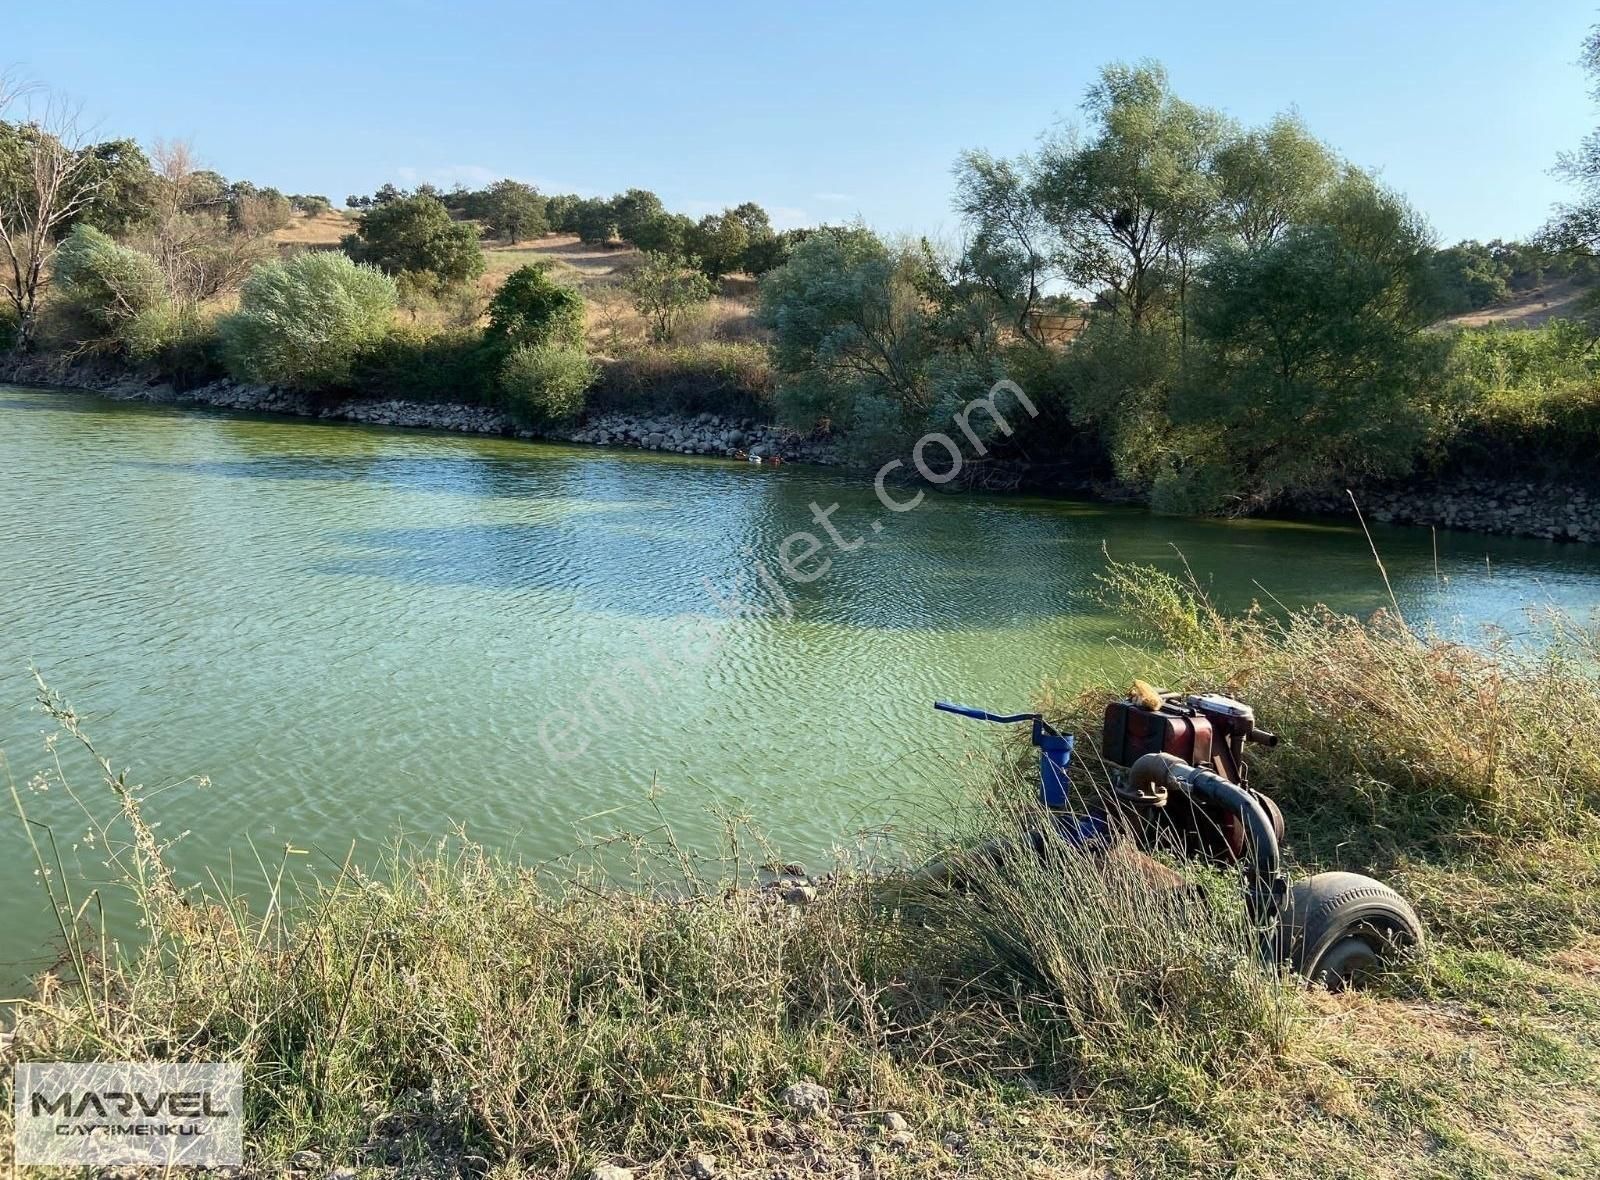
[544,192,579,232]
[483,178,545,243]
[686,210,750,280]
[571,197,618,246]
[225,181,292,235]
[341,192,484,289]
[629,210,693,256]
[625,251,712,341]
[289,193,332,216]
[611,188,665,245]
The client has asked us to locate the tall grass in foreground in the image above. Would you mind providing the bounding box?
[3,681,1294,1174]
[1047,556,1600,951]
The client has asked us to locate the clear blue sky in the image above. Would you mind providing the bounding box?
[10,0,1597,243]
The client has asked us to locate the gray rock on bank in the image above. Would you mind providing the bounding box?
[780,1080,830,1117]
[1287,481,1600,544]
[560,411,834,464]
[0,357,839,468]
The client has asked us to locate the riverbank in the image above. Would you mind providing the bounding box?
[8,565,1599,1179]
[6,357,1599,543]
[0,356,838,466]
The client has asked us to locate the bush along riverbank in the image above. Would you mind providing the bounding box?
[5,563,1600,1179]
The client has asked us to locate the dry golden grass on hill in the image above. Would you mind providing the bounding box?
[1440,279,1593,329]
[266,217,766,354]
[268,208,353,249]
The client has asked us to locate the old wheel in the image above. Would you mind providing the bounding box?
[1277,871,1422,990]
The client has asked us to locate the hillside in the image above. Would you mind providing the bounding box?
[1440,278,1594,329]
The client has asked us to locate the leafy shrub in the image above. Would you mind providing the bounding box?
[486,264,584,352]
[498,344,595,427]
[131,306,227,388]
[624,252,712,342]
[220,252,396,389]
[1440,321,1600,481]
[589,341,774,418]
[350,324,499,403]
[51,224,169,356]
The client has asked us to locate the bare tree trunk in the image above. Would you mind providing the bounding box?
[0,83,107,350]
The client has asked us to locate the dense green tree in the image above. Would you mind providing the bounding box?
[742,226,800,275]
[571,197,618,246]
[1213,114,1339,249]
[1172,179,1450,506]
[74,138,155,237]
[1429,241,1513,314]
[1030,62,1230,329]
[486,262,584,351]
[482,178,546,243]
[611,188,665,244]
[625,252,713,341]
[685,210,750,280]
[544,193,580,232]
[725,201,785,274]
[341,192,484,287]
[628,210,693,256]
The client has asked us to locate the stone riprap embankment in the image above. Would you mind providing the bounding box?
[0,360,837,465]
[1288,480,1600,543]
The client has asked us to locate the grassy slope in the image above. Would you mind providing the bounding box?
[1439,279,1592,330]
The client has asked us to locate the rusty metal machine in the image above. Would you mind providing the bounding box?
[935,687,1422,989]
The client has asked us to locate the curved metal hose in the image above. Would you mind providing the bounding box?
[1129,752,1286,919]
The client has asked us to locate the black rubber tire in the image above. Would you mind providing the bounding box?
[1277,871,1422,990]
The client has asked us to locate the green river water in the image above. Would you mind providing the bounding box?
[3,385,1599,979]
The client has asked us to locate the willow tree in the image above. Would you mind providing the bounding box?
[1030,62,1229,331]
